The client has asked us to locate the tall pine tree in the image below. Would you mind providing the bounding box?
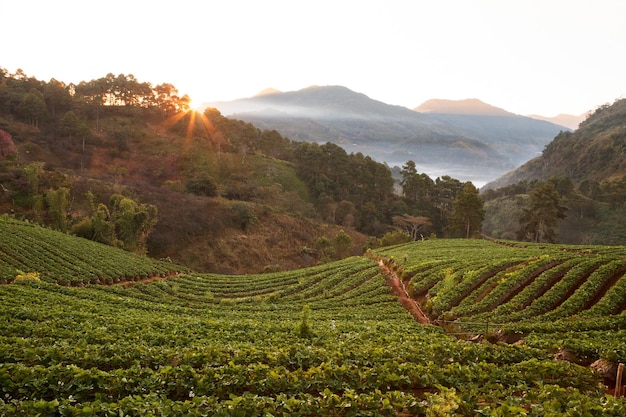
[517,182,568,243]
[448,182,485,238]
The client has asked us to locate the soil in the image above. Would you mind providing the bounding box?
[378,260,430,325]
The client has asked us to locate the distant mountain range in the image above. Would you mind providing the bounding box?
[415,98,514,116]
[415,99,586,130]
[206,86,573,185]
[526,113,587,130]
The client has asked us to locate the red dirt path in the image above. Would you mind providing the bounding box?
[378,260,430,325]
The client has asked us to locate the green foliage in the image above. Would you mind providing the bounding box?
[2,229,626,413]
[57,110,89,140]
[332,229,352,259]
[380,230,412,247]
[296,304,314,339]
[448,182,485,238]
[230,202,257,232]
[184,171,218,197]
[90,203,118,246]
[315,236,333,260]
[0,217,180,285]
[517,181,568,243]
[18,89,47,127]
[291,141,396,235]
[44,187,70,232]
[109,194,158,253]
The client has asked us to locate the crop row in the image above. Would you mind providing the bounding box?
[377,240,626,326]
[0,218,182,285]
[4,226,626,414]
[450,256,567,317]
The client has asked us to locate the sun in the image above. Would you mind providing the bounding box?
[185,96,206,114]
[158,97,221,151]
[186,98,198,113]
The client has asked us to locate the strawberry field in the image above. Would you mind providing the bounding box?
[2,218,626,415]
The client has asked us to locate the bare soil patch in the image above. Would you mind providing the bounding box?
[378,260,430,325]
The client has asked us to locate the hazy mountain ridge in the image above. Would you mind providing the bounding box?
[208,86,568,185]
[415,98,514,116]
[527,113,587,130]
[416,98,583,130]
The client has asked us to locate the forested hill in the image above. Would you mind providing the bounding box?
[481,98,626,246]
[209,85,568,185]
[0,68,486,273]
[484,99,626,190]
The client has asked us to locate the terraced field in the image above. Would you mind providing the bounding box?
[2,217,626,415]
[376,239,626,368]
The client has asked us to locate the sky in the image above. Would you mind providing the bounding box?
[3,0,625,117]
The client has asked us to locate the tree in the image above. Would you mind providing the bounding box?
[380,230,412,247]
[185,171,218,197]
[448,182,485,238]
[18,90,47,127]
[332,230,352,259]
[400,160,436,212]
[400,160,419,201]
[45,187,70,232]
[109,194,158,254]
[314,236,333,260]
[336,200,357,227]
[231,202,257,232]
[517,182,568,243]
[90,203,118,246]
[153,83,189,115]
[43,78,72,116]
[58,111,90,151]
[392,214,432,240]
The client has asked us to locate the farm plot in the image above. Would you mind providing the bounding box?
[375,239,626,378]
[1,221,626,415]
[0,216,184,285]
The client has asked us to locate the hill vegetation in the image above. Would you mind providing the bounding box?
[2,221,626,414]
[482,98,626,245]
[0,68,489,273]
[485,99,626,188]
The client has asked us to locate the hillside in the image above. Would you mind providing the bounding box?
[209,86,567,185]
[0,216,186,284]
[4,70,420,273]
[2,230,626,414]
[479,99,626,246]
[484,99,626,190]
[0,116,368,273]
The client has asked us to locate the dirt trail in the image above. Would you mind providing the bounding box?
[378,260,430,325]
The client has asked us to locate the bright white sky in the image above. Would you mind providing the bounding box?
[3,0,625,116]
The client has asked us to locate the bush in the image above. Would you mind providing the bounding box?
[380,230,412,247]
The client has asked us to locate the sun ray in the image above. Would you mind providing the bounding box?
[156,103,225,156]
[186,109,197,143]
[196,111,223,156]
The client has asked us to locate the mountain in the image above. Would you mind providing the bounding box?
[208,87,568,185]
[255,87,282,96]
[483,99,626,190]
[415,98,513,116]
[527,113,587,130]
